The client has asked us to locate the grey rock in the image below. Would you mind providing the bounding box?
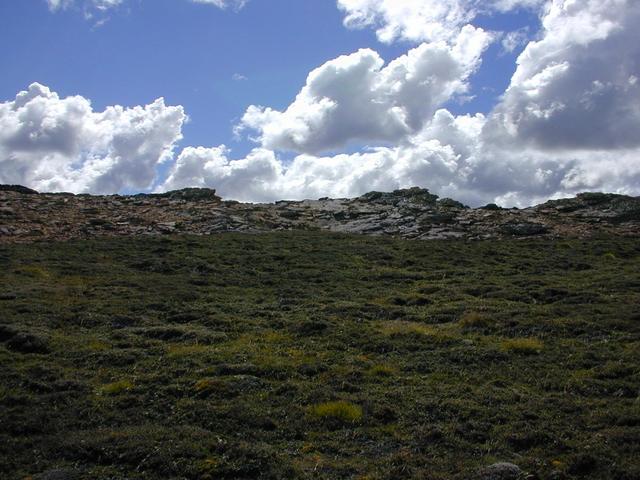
[156,221,178,233]
[0,206,16,216]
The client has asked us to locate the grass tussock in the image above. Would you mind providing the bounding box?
[367,364,398,377]
[309,401,363,424]
[501,337,544,355]
[98,380,134,395]
[459,311,493,328]
[380,321,455,343]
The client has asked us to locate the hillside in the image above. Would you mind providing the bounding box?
[0,187,639,479]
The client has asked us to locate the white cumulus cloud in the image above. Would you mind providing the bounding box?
[161,146,282,203]
[162,105,640,206]
[336,0,546,44]
[238,26,492,154]
[489,0,640,151]
[0,83,185,194]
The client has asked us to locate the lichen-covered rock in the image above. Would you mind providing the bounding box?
[359,187,439,205]
[153,187,221,202]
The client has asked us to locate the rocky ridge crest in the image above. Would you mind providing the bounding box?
[0,185,639,243]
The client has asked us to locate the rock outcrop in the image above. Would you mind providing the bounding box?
[0,186,639,243]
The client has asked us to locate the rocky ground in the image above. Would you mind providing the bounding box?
[1,184,639,243]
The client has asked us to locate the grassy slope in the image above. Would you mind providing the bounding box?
[0,232,639,479]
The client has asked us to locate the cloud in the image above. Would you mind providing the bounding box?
[191,0,248,10]
[336,0,546,44]
[0,83,185,194]
[46,0,123,12]
[500,27,530,54]
[488,0,640,151]
[161,125,469,203]
[162,106,640,206]
[237,26,492,154]
[161,146,283,203]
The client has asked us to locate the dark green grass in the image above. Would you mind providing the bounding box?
[0,232,639,479]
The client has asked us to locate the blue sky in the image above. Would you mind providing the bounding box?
[0,0,638,205]
[1,1,390,154]
[0,0,537,154]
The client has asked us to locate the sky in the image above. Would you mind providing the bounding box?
[0,0,639,206]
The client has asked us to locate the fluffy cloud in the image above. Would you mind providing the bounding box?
[0,83,185,194]
[500,28,531,54]
[161,146,282,203]
[336,0,546,44]
[238,26,492,154]
[162,106,640,206]
[162,122,470,203]
[488,0,640,151]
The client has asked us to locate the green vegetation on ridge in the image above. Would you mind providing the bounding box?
[0,232,639,479]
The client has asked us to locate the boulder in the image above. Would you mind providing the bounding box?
[359,187,439,205]
[155,187,221,202]
[481,203,502,211]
